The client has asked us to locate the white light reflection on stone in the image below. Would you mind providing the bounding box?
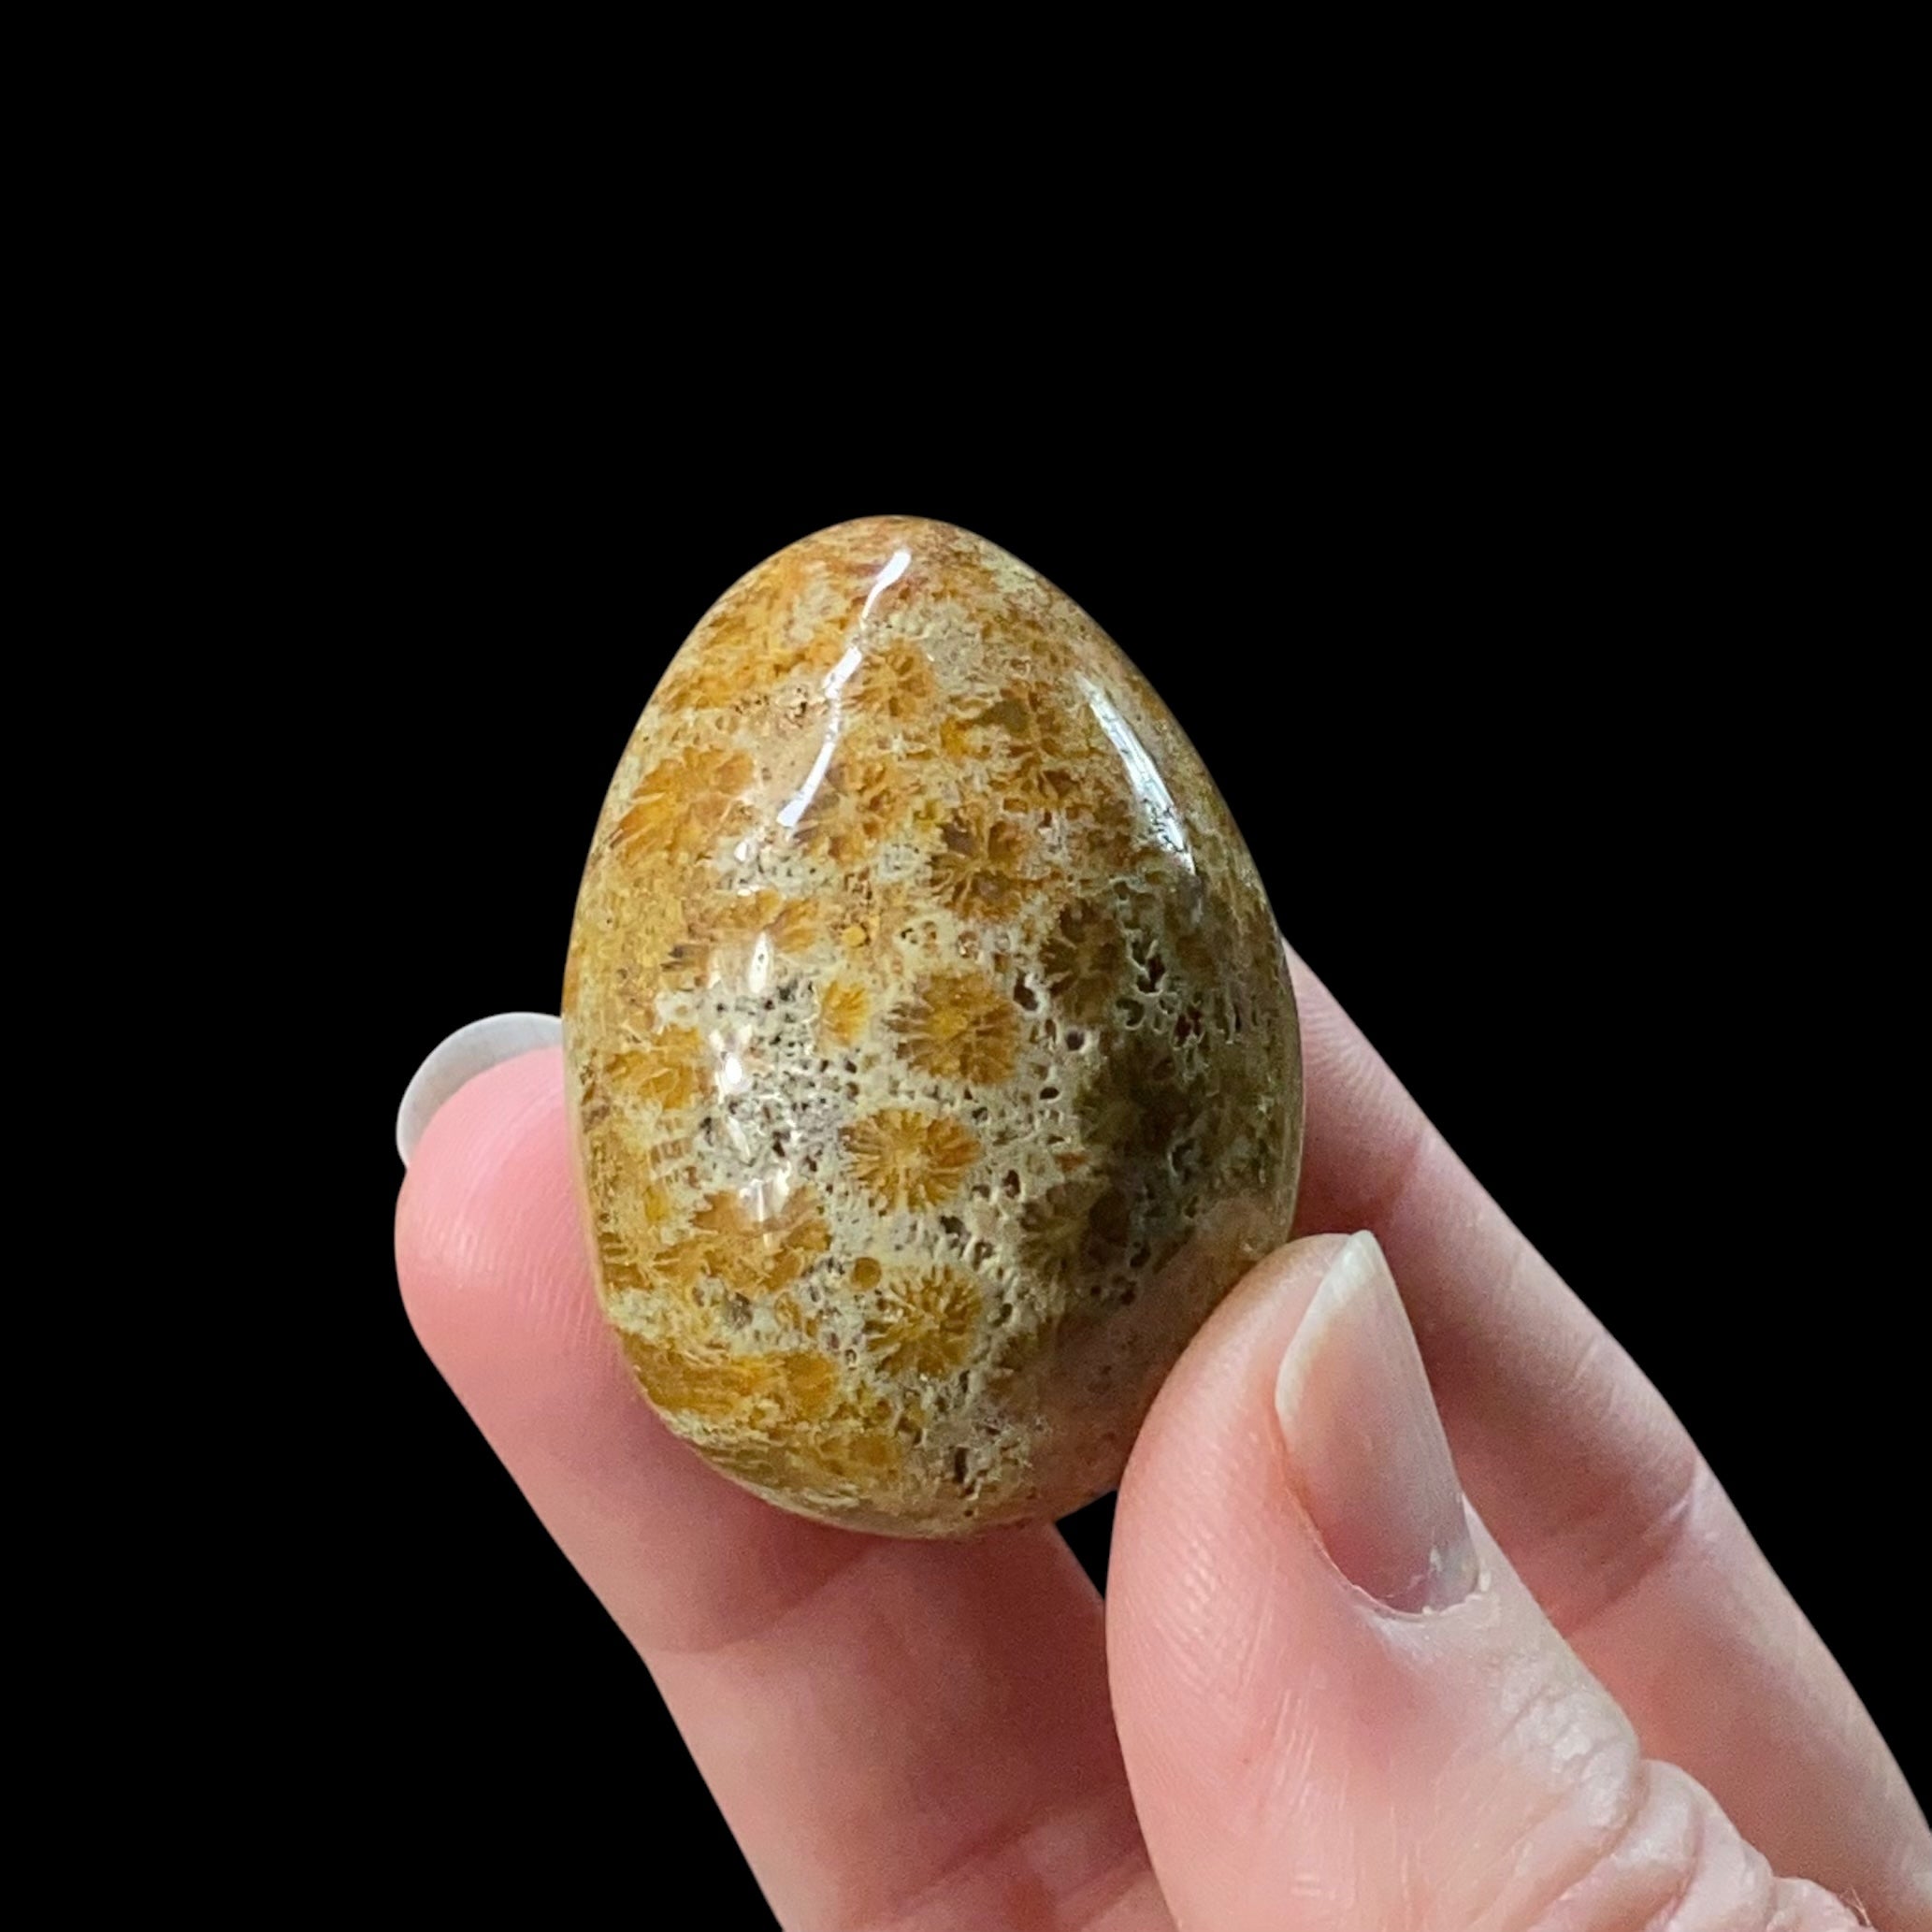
[1078,675,1193,871]
[860,546,911,623]
[776,642,867,830]
[776,549,908,833]
[740,1168,793,1223]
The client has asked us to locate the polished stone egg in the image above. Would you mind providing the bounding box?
[564,516,1301,1536]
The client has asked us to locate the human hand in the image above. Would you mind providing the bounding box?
[394,952,1928,1930]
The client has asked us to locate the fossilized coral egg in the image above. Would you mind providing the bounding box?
[564,517,1301,1536]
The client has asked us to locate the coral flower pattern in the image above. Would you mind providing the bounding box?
[851,639,937,722]
[565,516,1302,1536]
[864,1268,983,1380]
[843,1109,981,1211]
[609,746,755,861]
[928,808,1030,918]
[797,756,906,866]
[889,973,1021,1086]
[1038,901,1130,1026]
[816,979,869,1049]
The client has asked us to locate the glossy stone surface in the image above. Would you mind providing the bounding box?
[564,518,1301,1535]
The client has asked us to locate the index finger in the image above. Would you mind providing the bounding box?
[1286,944,1929,1925]
[396,1047,1173,1932]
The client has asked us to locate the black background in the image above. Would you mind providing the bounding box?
[339,406,1922,1925]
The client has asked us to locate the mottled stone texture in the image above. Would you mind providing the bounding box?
[565,518,1301,1535]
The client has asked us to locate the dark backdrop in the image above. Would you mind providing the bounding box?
[341,421,1920,1924]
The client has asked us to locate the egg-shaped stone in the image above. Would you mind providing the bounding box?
[564,517,1301,1536]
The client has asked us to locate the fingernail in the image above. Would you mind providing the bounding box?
[1275,1231,1480,1613]
[396,1013,562,1165]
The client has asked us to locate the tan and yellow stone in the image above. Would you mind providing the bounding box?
[565,517,1302,1536]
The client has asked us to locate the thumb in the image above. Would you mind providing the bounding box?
[1106,1233,1869,1931]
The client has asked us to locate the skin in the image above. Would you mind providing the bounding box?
[394,951,1929,1931]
